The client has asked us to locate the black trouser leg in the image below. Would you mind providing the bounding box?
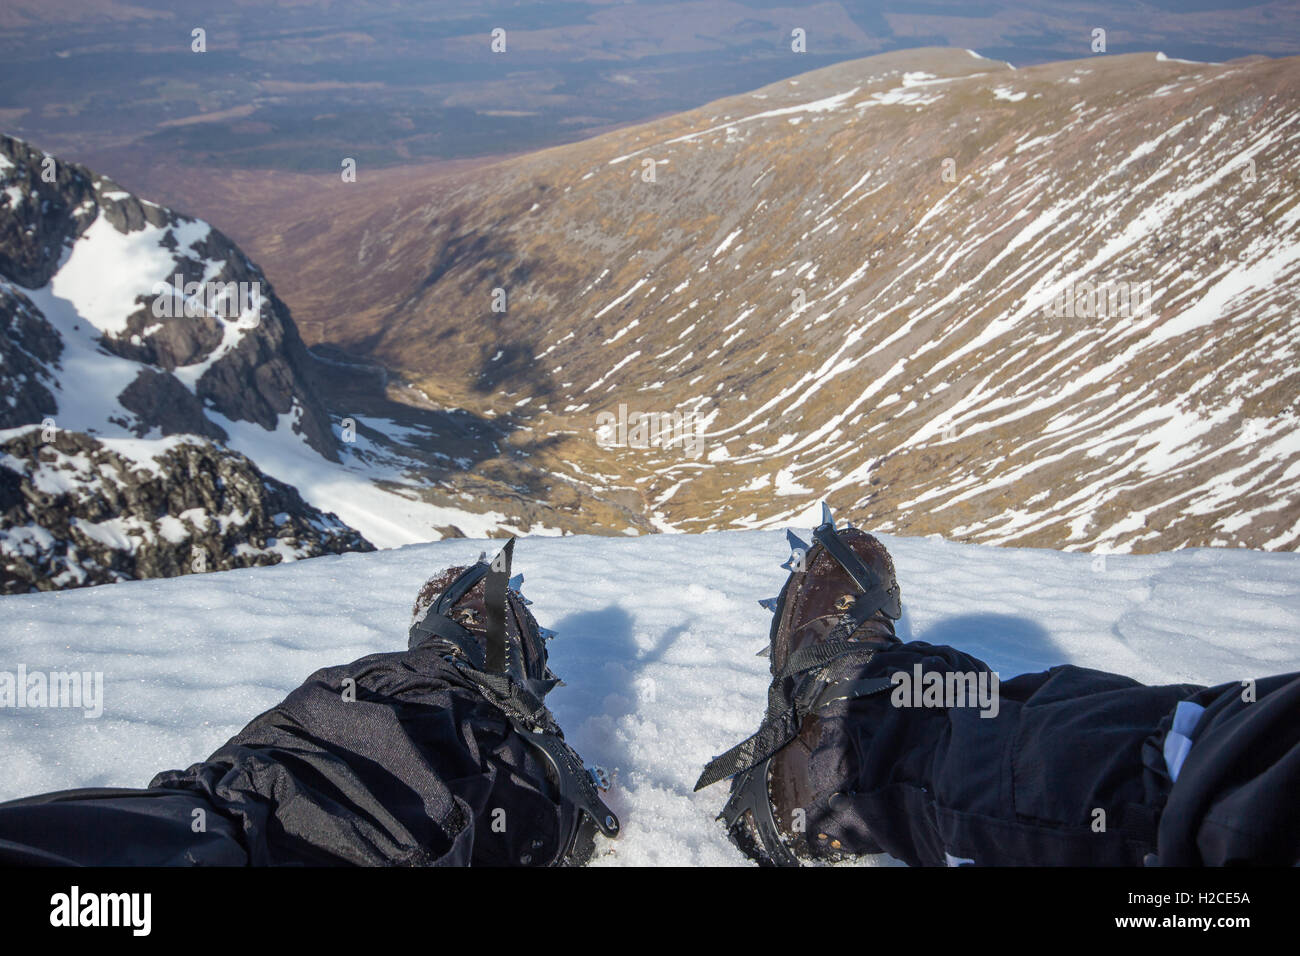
[802,641,1204,866]
[0,644,573,866]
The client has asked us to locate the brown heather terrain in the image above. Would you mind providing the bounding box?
[127,48,1300,552]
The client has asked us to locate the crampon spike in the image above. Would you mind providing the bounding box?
[508,572,524,592]
[785,529,811,554]
[483,538,516,673]
[486,538,515,575]
[819,501,835,529]
[758,596,781,613]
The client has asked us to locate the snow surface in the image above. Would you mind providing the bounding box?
[1,529,1296,866]
[207,406,561,547]
[48,215,210,337]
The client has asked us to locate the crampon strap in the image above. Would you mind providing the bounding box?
[693,639,888,791]
[440,653,620,863]
[407,561,492,667]
[481,538,621,854]
[812,520,901,620]
[705,651,893,867]
[484,538,513,674]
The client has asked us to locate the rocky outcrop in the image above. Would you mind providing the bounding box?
[0,285,61,430]
[0,134,337,460]
[0,427,374,595]
[0,135,378,592]
[117,368,229,441]
[0,138,99,289]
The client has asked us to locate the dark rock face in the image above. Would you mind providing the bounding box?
[0,285,62,430]
[116,368,229,441]
[0,137,99,289]
[0,428,374,595]
[0,133,337,461]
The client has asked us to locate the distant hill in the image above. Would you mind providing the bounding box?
[3,1,1296,177]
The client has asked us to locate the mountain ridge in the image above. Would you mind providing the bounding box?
[0,131,654,582]
[275,46,1299,553]
[3,46,1296,565]
[0,134,383,590]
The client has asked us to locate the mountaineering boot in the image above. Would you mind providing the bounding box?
[409,554,555,696]
[766,521,901,864]
[408,539,620,865]
[695,504,903,865]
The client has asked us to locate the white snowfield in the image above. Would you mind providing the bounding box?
[0,529,1297,866]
